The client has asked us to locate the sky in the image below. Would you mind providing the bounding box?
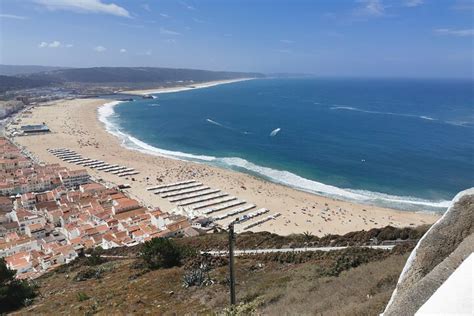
[0,0,473,78]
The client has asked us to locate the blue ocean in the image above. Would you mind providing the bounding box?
[100,78,474,212]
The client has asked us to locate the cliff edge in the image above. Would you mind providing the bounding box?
[383,188,474,315]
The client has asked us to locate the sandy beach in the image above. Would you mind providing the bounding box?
[122,78,255,95]
[10,82,440,236]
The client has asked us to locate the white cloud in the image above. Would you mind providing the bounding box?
[179,1,196,10]
[354,0,385,17]
[160,13,170,18]
[435,28,474,37]
[38,40,71,48]
[280,39,294,44]
[49,40,61,48]
[192,18,205,23]
[34,0,130,18]
[0,13,28,20]
[119,48,127,53]
[141,4,151,12]
[94,45,106,52]
[160,27,181,35]
[165,39,177,43]
[404,0,423,7]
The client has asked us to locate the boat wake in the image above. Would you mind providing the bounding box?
[206,118,226,128]
[206,118,251,135]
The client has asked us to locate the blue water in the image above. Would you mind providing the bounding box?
[102,78,474,212]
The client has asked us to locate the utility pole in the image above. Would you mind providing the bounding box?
[228,222,236,306]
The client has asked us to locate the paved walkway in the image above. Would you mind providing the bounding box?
[84,245,395,259]
[201,245,395,256]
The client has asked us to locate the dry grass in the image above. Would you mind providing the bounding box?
[261,255,407,315]
[13,228,420,315]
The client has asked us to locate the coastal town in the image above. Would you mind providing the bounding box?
[0,135,201,279]
[0,75,285,281]
[0,100,281,280]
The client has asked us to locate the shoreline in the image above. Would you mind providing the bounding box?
[100,98,450,211]
[122,78,255,95]
[102,83,451,213]
[10,81,441,236]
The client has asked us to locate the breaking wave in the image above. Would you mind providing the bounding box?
[330,106,437,121]
[330,106,473,128]
[445,120,474,128]
[98,100,450,212]
[99,101,215,162]
[269,127,281,136]
[217,157,451,211]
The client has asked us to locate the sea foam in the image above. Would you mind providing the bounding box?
[99,101,215,162]
[217,157,450,210]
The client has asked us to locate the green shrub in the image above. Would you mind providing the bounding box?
[323,249,386,277]
[86,247,106,266]
[0,258,36,313]
[74,268,103,282]
[77,292,90,302]
[140,238,184,270]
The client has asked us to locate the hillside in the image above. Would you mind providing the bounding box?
[0,66,265,94]
[0,65,68,76]
[11,226,428,315]
[0,75,54,93]
[25,67,264,84]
